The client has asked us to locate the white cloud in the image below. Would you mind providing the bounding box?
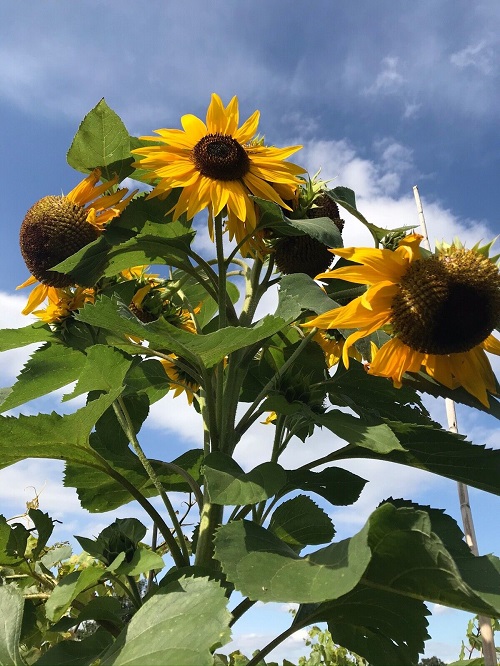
[450,41,497,75]
[364,56,405,95]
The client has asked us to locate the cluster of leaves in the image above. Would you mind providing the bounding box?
[1,99,500,665]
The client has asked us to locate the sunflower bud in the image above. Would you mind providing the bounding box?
[19,195,99,287]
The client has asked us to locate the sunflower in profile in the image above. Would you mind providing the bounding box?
[131,93,305,254]
[303,234,500,406]
[18,169,135,314]
[160,356,200,405]
[33,286,95,324]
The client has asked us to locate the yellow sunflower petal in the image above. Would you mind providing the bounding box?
[180,113,208,140]
[234,109,260,144]
[482,334,500,356]
[368,338,424,386]
[206,93,227,133]
[21,283,49,315]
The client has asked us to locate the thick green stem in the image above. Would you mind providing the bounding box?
[194,497,224,567]
[113,398,189,566]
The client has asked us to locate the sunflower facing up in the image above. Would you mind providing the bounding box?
[303,234,500,407]
[131,93,306,254]
[18,169,135,314]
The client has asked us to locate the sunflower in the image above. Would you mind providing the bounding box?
[303,234,500,406]
[18,169,135,313]
[160,356,199,405]
[32,286,95,324]
[131,93,305,254]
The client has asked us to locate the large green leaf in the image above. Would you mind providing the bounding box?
[0,389,122,470]
[331,419,500,495]
[100,576,231,666]
[0,585,25,666]
[62,345,132,401]
[64,444,203,513]
[215,503,500,617]
[214,519,372,603]
[327,359,435,425]
[203,452,286,506]
[0,342,86,413]
[75,296,290,368]
[122,358,171,404]
[268,495,335,549]
[67,98,132,181]
[0,323,54,352]
[293,586,430,666]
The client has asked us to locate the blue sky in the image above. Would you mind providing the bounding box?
[1,1,500,662]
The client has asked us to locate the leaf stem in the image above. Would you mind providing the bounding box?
[112,398,190,566]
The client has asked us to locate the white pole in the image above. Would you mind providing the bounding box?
[412,186,496,664]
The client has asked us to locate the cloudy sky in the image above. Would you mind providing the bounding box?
[1,1,500,662]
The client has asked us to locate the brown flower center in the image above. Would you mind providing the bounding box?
[391,248,500,354]
[19,195,98,287]
[192,133,250,180]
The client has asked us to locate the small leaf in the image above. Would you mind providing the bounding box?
[28,509,54,560]
[281,467,367,507]
[0,584,26,666]
[100,576,232,666]
[45,566,105,622]
[203,453,286,505]
[113,547,165,576]
[269,496,335,548]
[276,273,338,322]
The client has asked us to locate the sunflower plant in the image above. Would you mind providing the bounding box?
[2,96,500,666]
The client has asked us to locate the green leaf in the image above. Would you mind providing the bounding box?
[0,584,26,666]
[214,519,371,603]
[327,186,416,243]
[0,342,86,412]
[75,596,124,625]
[253,197,343,247]
[28,509,54,560]
[333,420,500,495]
[67,98,132,181]
[203,453,286,505]
[75,296,290,369]
[0,323,54,352]
[53,213,195,286]
[0,389,122,470]
[100,576,232,666]
[276,273,338,321]
[269,496,335,548]
[0,517,25,566]
[362,502,500,617]
[327,359,434,426]
[281,467,367,507]
[45,566,105,622]
[216,503,500,617]
[122,359,170,404]
[35,628,114,666]
[65,444,203,513]
[315,409,405,453]
[294,586,430,666]
[113,547,165,576]
[63,345,132,401]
